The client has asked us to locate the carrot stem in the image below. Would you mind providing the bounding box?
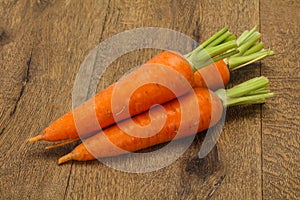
[236,25,258,46]
[236,30,249,45]
[187,40,237,70]
[184,27,229,58]
[224,34,236,42]
[201,26,229,48]
[226,25,274,70]
[215,76,274,107]
[233,32,261,57]
[226,76,269,97]
[206,31,232,47]
[212,49,239,63]
[228,49,274,70]
[247,87,271,95]
[225,93,274,106]
[243,42,264,56]
[184,26,231,58]
[202,41,237,59]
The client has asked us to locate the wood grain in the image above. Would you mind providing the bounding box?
[260,0,300,199]
[0,0,109,199]
[195,0,264,199]
[0,0,299,199]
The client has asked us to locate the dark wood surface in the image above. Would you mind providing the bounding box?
[0,0,299,199]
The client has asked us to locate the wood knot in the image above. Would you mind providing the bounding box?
[36,0,55,10]
[185,146,221,180]
[0,28,12,46]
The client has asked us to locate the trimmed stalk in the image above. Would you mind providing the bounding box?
[243,42,264,56]
[228,49,274,70]
[206,31,232,47]
[236,25,258,46]
[224,26,274,70]
[185,25,274,73]
[233,32,261,56]
[185,26,232,58]
[187,40,237,71]
[215,76,274,107]
[224,34,237,42]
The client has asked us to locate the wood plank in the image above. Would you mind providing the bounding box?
[63,0,263,199]
[0,1,109,199]
[260,0,300,198]
[4,0,298,199]
[195,0,264,199]
[64,0,216,199]
[0,0,34,141]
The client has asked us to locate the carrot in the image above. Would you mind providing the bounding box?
[29,27,237,142]
[58,76,273,164]
[193,60,230,91]
[192,26,274,90]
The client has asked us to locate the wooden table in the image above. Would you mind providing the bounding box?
[1,0,299,199]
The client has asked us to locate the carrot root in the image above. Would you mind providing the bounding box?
[58,153,74,165]
[45,138,80,150]
[29,135,43,143]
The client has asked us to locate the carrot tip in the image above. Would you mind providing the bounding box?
[58,153,73,165]
[28,135,43,143]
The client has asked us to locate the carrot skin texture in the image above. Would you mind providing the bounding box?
[193,60,230,91]
[38,51,194,142]
[59,88,223,163]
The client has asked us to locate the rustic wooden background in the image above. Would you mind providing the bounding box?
[0,0,299,199]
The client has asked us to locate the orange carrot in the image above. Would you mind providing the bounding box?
[58,88,222,163]
[58,77,273,164]
[29,28,237,143]
[30,26,274,144]
[194,60,230,91]
[30,51,193,142]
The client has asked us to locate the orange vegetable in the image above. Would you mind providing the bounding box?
[193,60,230,91]
[29,51,195,142]
[58,76,274,164]
[29,28,238,143]
[29,26,274,144]
[58,88,223,163]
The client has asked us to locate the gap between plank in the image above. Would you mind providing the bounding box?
[259,0,264,199]
[63,161,74,200]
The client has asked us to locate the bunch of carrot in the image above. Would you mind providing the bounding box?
[29,26,274,164]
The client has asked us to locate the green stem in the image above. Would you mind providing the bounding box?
[224,34,236,42]
[247,88,270,95]
[201,26,229,48]
[185,26,229,58]
[228,49,275,70]
[226,76,269,97]
[243,42,264,56]
[225,26,274,70]
[215,76,274,107]
[236,30,249,45]
[206,31,231,47]
[236,25,258,46]
[187,40,237,71]
[225,93,274,106]
[184,25,274,73]
[243,32,261,44]
[233,32,261,57]
[212,49,239,63]
[198,41,237,59]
